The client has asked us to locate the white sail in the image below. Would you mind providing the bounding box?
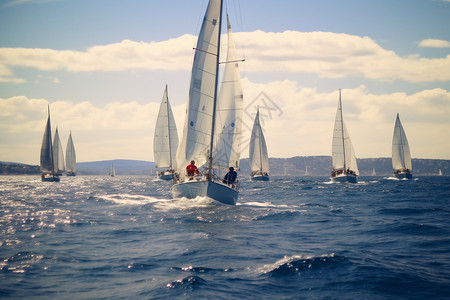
[53,127,65,175]
[392,113,412,172]
[439,169,442,176]
[331,90,359,175]
[154,85,179,170]
[40,107,55,175]
[212,15,243,175]
[249,109,269,175]
[110,164,115,177]
[65,132,76,175]
[176,0,222,172]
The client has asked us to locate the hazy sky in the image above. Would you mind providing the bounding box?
[1,0,450,165]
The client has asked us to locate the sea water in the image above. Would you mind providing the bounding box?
[1,175,449,299]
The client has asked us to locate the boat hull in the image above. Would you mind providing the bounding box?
[172,180,238,205]
[159,173,173,181]
[250,175,270,181]
[66,172,76,177]
[331,174,358,183]
[41,174,60,182]
[394,172,413,180]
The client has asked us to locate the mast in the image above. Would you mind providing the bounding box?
[166,84,173,170]
[339,89,346,171]
[208,0,224,179]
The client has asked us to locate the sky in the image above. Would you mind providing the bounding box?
[1,0,450,165]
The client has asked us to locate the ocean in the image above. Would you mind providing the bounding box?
[1,175,449,299]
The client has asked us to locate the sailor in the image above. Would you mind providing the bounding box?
[186,160,199,177]
[223,167,237,186]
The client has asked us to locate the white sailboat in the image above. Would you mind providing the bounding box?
[305,166,309,176]
[330,89,359,183]
[439,169,443,176]
[154,85,179,180]
[372,168,376,176]
[40,106,60,182]
[172,0,243,205]
[53,127,65,176]
[65,131,77,176]
[249,108,270,181]
[392,113,412,179]
[110,164,115,177]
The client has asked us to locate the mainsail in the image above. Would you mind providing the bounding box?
[154,85,179,170]
[249,109,269,175]
[212,15,243,176]
[65,132,76,175]
[331,90,359,175]
[392,113,412,172]
[176,0,222,173]
[53,127,65,175]
[40,107,55,175]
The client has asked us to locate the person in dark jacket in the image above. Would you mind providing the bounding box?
[223,167,237,185]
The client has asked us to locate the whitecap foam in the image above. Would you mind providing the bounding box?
[257,253,336,274]
[98,194,169,206]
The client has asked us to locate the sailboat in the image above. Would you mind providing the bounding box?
[439,169,443,176]
[110,164,115,177]
[65,131,77,176]
[40,106,60,182]
[330,89,359,183]
[392,113,412,179]
[304,166,309,176]
[249,108,270,181]
[172,0,243,205]
[372,168,376,176]
[154,85,179,180]
[53,127,65,176]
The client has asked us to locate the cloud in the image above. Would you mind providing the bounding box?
[418,39,450,48]
[1,85,449,164]
[1,31,450,83]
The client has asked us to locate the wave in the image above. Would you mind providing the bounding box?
[166,275,207,289]
[258,253,343,276]
[97,194,169,206]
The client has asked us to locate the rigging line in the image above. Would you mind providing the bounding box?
[193,47,218,57]
[219,58,245,64]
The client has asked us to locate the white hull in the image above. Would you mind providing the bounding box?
[159,173,173,180]
[331,174,358,183]
[393,172,413,180]
[172,180,238,205]
[250,175,269,181]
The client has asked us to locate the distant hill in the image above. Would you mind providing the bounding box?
[1,157,448,176]
[0,161,40,175]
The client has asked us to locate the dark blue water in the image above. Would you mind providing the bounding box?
[1,175,450,299]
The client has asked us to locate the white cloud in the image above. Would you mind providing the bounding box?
[0,77,26,83]
[418,39,450,48]
[1,31,450,83]
[1,85,449,165]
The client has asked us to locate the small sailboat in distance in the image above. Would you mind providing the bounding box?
[249,108,270,181]
[392,113,412,179]
[153,85,179,180]
[65,132,76,176]
[330,89,359,183]
[40,106,60,182]
[110,163,115,177]
[439,169,443,176]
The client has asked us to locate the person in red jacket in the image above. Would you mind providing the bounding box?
[186,160,199,177]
